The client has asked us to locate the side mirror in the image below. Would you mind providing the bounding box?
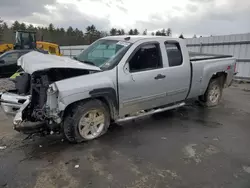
[123,62,130,74]
[0,59,5,64]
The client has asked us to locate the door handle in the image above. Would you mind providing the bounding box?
[154,74,166,80]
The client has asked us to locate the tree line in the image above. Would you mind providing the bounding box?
[0,18,188,46]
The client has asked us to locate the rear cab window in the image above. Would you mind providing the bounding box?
[165,41,183,67]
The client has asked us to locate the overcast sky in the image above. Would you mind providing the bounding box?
[0,0,249,37]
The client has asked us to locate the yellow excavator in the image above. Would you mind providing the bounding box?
[3,30,62,79]
[0,43,14,54]
[0,30,62,56]
[36,41,62,56]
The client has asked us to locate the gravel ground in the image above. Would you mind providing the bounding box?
[0,78,15,92]
[0,83,250,188]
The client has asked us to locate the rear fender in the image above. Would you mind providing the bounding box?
[201,59,235,93]
[203,71,227,93]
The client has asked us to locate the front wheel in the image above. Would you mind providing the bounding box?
[63,99,110,143]
[199,78,223,107]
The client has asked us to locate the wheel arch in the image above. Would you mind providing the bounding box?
[204,71,227,93]
[89,87,118,121]
[211,72,227,84]
[62,87,118,121]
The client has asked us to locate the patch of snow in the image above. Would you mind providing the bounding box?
[0,146,7,150]
[75,165,80,169]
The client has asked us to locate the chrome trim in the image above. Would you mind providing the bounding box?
[116,102,185,123]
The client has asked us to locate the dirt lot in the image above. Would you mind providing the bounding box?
[0,83,250,188]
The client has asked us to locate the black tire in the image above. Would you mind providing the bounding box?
[199,78,223,107]
[63,99,110,143]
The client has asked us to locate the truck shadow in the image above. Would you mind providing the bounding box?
[12,100,223,163]
[101,100,223,145]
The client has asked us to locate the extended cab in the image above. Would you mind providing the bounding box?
[0,36,236,143]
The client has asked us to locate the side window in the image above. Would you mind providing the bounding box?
[165,42,183,67]
[2,53,19,64]
[129,43,162,72]
[49,46,56,54]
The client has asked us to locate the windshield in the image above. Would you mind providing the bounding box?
[0,51,13,59]
[75,39,131,69]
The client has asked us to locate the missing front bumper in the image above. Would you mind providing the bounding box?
[14,121,46,134]
[0,92,32,130]
[1,93,46,134]
[1,92,60,134]
[0,92,30,115]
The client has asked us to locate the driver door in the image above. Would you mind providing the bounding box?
[118,42,167,117]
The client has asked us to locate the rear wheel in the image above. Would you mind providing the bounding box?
[63,99,110,143]
[199,78,223,107]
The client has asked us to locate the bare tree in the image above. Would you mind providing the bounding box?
[166,28,172,36]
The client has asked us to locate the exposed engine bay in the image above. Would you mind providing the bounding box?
[0,51,102,134]
[13,68,92,127]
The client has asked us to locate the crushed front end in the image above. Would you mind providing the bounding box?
[0,91,46,134]
[0,68,91,134]
[0,73,59,134]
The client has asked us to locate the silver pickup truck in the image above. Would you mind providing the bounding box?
[0,36,236,143]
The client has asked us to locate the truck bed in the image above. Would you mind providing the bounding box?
[187,52,236,99]
[189,51,233,61]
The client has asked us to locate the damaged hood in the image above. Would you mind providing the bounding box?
[17,51,101,74]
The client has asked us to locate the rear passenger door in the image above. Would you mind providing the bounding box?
[161,40,191,103]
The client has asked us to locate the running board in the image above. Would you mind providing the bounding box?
[116,102,185,123]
